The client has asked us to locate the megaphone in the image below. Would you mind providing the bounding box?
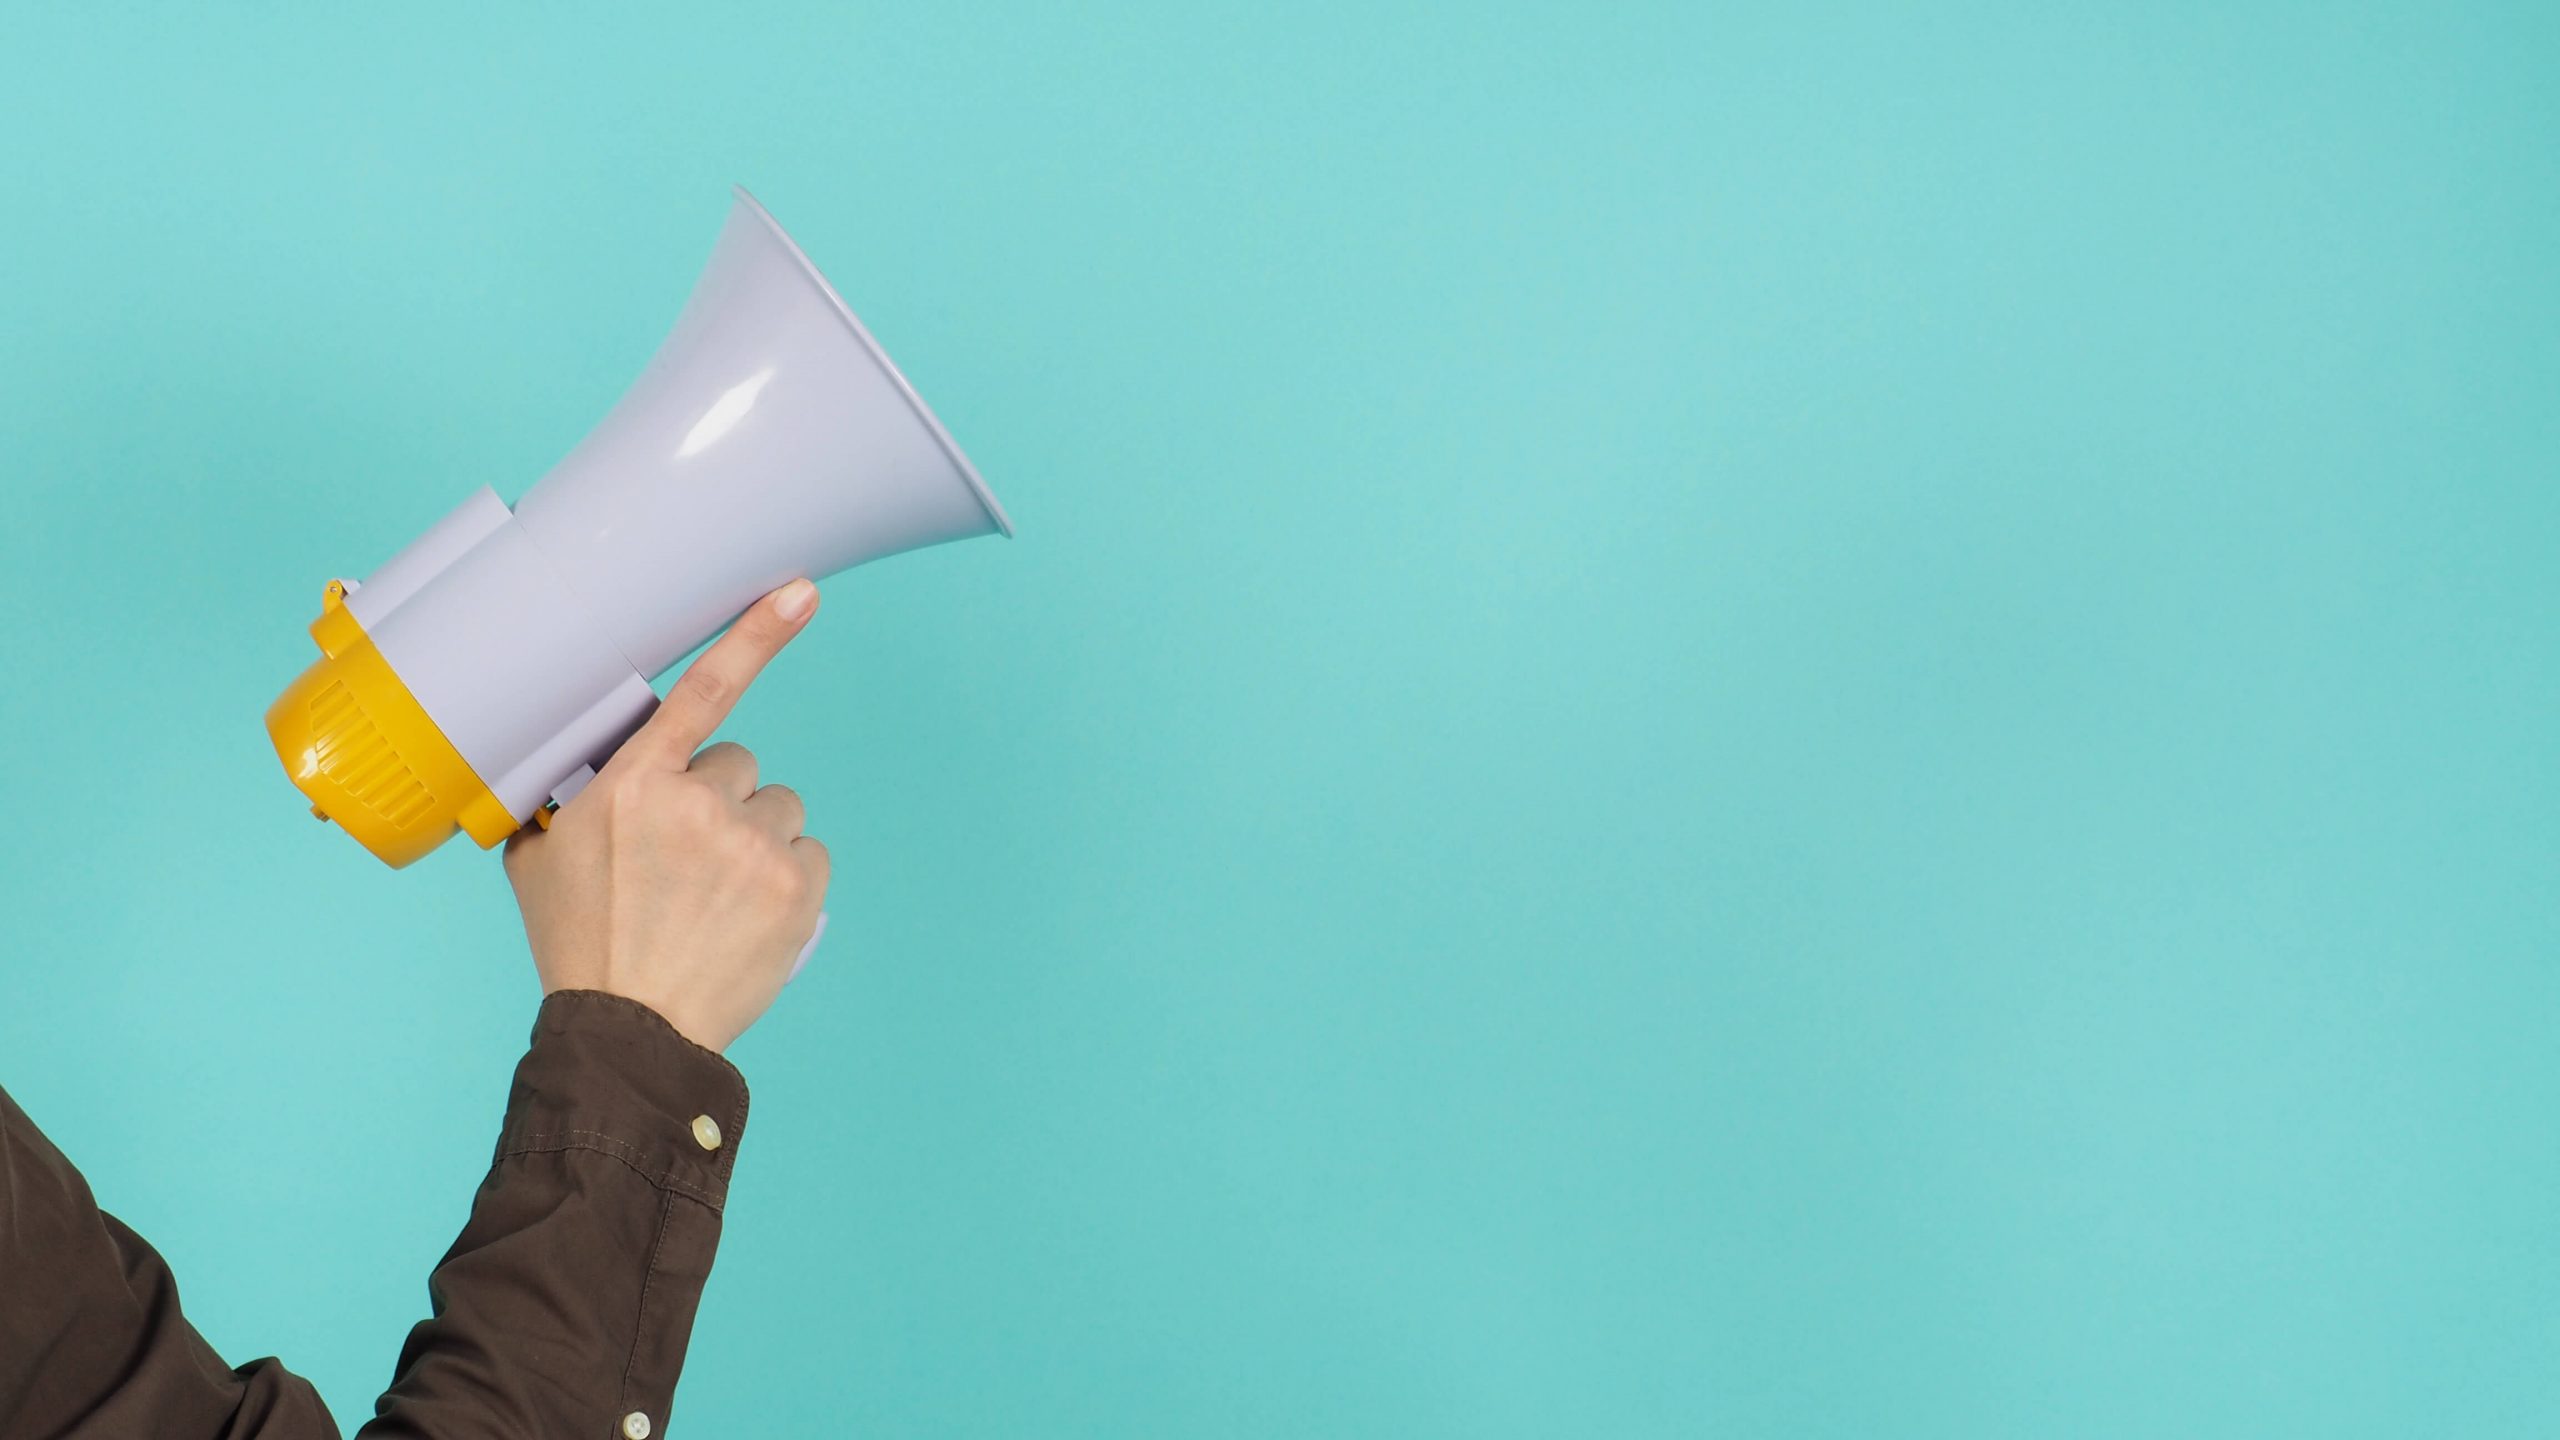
[266,187,1011,868]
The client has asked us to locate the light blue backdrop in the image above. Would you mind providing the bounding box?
[2,3,2554,1435]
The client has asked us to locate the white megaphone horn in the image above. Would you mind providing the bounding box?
[266,187,1011,870]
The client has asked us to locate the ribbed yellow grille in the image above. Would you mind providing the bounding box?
[306,679,436,828]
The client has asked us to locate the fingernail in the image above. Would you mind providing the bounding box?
[775,579,818,622]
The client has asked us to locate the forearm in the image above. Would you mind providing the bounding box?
[0,1089,337,1438]
[360,989,747,1439]
[4,581,817,1437]
[0,990,746,1440]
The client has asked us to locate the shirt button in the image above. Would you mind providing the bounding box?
[621,1411,652,1439]
[690,1114,723,1151]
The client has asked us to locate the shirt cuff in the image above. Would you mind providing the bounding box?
[493,989,750,1210]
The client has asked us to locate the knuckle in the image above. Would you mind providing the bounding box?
[685,784,733,825]
[773,859,812,904]
[695,741,757,784]
[794,836,832,886]
[750,849,802,902]
[626,774,722,836]
[716,814,767,857]
[678,667,731,709]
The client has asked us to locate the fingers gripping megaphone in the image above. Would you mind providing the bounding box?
[265,188,1010,870]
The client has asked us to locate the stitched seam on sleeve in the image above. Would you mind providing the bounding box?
[498,1131,726,1209]
[620,1186,675,1420]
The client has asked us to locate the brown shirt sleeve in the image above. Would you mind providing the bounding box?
[0,988,747,1440]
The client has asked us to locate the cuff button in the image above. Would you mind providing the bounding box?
[691,1114,723,1152]
[621,1412,652,1439]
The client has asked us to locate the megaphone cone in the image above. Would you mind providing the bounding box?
[266,188,1009,868]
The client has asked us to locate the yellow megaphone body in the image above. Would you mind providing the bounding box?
[266,187,1011,867]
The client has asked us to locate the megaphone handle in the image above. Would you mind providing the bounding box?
[531,764,601,831]
[788,911,828,984]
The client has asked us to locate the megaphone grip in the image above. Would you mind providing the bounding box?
[787,911,828,984]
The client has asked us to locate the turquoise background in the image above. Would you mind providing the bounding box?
[2,3,2555,1434]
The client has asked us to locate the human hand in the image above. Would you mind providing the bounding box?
[502,579,830,1052]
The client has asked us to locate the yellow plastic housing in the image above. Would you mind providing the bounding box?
[265,581,519,867]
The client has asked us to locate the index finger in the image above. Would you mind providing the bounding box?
[617,579,819,769]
